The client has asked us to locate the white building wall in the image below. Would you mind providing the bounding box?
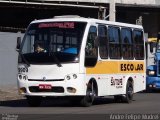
[0,32,23,90]
[42,0,160,5]
[1,0,160,5]
[117,0,156,5]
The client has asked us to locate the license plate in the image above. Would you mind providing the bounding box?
[39,84,52,90]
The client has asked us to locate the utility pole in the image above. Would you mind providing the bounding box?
[109,0,116,21]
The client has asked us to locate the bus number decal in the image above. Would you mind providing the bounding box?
[18,67,28,73]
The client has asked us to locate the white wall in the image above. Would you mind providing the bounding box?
[2,0,160,6]
[41,0,160,5]
[0,32,23,90]
[117,0,156,5]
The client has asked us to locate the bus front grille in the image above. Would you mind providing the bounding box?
[29,86,64,93]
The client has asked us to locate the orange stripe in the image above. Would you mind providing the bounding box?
[86,61,145,74]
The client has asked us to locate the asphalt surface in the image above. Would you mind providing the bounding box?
[0,92,160,120]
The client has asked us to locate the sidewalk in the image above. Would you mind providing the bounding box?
[0,87,24,101]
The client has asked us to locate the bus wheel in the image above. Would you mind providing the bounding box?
[80,82,96,107]
[26,96,41,107]
[123,81,133,103]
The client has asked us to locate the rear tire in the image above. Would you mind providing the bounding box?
[123,81,133,103]
[114,81,133,103]
[26,96,41,107]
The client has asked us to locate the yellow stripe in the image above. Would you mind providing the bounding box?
[86,61,145,74]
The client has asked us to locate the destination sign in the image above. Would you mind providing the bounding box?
[38,22,75,28]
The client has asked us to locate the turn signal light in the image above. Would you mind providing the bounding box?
[67,87,76,93]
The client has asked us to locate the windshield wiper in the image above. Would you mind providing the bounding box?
[49,52,62,67]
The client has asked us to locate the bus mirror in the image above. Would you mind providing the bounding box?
[16,37,21,51]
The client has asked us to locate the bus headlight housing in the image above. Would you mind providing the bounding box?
[66,74,78,80]
[73,74,77,79]
[18,74,28,80]
[66,75,71,80]
[18,74,22,80]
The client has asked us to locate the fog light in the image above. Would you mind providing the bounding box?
[149,85,152,88]
[19,87,26,94]
[67,87,76,93]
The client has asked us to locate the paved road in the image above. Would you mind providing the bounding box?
[0,92,160,120]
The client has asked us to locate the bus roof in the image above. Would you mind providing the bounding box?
[31,15,143,29]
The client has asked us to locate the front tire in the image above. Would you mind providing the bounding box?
[80,82,96,107]
[26,96,41,107]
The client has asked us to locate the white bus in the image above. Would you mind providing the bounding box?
[17,16,146,107]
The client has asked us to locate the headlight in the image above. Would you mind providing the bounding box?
[66,75,71,80]
[23,75,27,80]
[18,74,22,80]
[148,70,156,75]
[73,74,77,79]
[18,74,28,80]
[66,74,78,80]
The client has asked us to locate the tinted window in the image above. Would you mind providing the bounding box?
[85,26,97,57]
[108,26,121,59]
[133,30,144,59]
[98,25,108,59]
[85,26,98,67]
[21,22,86,64]
[121,28,133,59]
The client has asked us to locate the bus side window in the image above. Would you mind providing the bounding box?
[121,28,133,59]
[85,26,97,57]
[133,30,144,60]
[108,26,121,59]
[98,25,108,59]
[85,26,98,67]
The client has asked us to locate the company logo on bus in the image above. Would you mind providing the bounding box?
[43,77,46,81]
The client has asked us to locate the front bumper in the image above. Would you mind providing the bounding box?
[17,74,86,97]
[146,76,160,89]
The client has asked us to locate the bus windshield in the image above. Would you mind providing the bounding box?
[20,22,87,64]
